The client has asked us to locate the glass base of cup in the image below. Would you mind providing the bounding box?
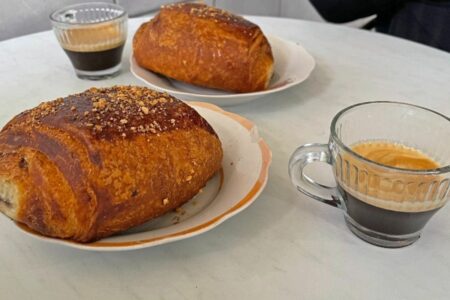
[344,214,421,248]
[74,63,121,80]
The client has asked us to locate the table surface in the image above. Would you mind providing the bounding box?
[1,16,450,300]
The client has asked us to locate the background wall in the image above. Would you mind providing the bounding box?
[0,0,325,41]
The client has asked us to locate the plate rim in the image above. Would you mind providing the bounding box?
[15,102,272,251]
[129,35,316,100]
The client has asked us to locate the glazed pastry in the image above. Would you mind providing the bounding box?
[0,86,223,242]
[133,3,274,93]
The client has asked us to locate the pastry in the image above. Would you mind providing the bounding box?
[0,86,223,242]
[133,3,274,93]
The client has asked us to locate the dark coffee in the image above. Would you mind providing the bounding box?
[337,141,442,236]
[59,24,125,73]
[339,186,440,235]
[63,44,124,71]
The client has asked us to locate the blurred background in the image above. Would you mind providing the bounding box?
[0,0,368,41]
[1,0,449,52]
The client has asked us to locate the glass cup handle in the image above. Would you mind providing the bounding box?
[288,143,343,209]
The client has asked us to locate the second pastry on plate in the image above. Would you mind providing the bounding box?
[131,3,315,106]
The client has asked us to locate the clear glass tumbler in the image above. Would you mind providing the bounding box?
[50,2,127,80]
[289,102,450,248]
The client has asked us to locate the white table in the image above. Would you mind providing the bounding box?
[1,16,449,300]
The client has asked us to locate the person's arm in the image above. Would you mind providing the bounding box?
[309,0,404,23]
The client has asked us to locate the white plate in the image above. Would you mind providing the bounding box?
[16,102,272,251]
[130,35,316,106]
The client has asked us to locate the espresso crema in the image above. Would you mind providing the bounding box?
[351,142,439,171]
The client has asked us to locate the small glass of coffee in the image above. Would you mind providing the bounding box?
[289,102,450,248]
[50,2,127,80]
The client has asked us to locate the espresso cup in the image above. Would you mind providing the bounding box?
[289,102,450,248]
[50,3,127,80]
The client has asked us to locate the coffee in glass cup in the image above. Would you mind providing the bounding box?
[289,102,450,248]
[50,3,127,80]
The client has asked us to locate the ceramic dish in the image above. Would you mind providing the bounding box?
[15,102,272,251]
[130,35,315,106]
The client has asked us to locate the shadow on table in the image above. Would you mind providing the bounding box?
[228,58,332,114]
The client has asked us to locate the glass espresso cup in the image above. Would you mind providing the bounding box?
[289,102,450,248]
[50,2,127,80]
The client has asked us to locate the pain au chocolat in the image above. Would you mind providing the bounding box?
[0,86,223,242]
[133,3,274,93]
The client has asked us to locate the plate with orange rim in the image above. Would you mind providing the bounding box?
[15,102,272,251]
[130,35,316,106]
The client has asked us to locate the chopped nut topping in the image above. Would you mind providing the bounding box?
[166,3,247,27]
[186,175,192,181]
[93,98,107,109]
[20,86,210,139]
[162,198,169,205]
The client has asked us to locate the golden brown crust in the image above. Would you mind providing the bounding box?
[0,86,223,242]
[133,3,274,93]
